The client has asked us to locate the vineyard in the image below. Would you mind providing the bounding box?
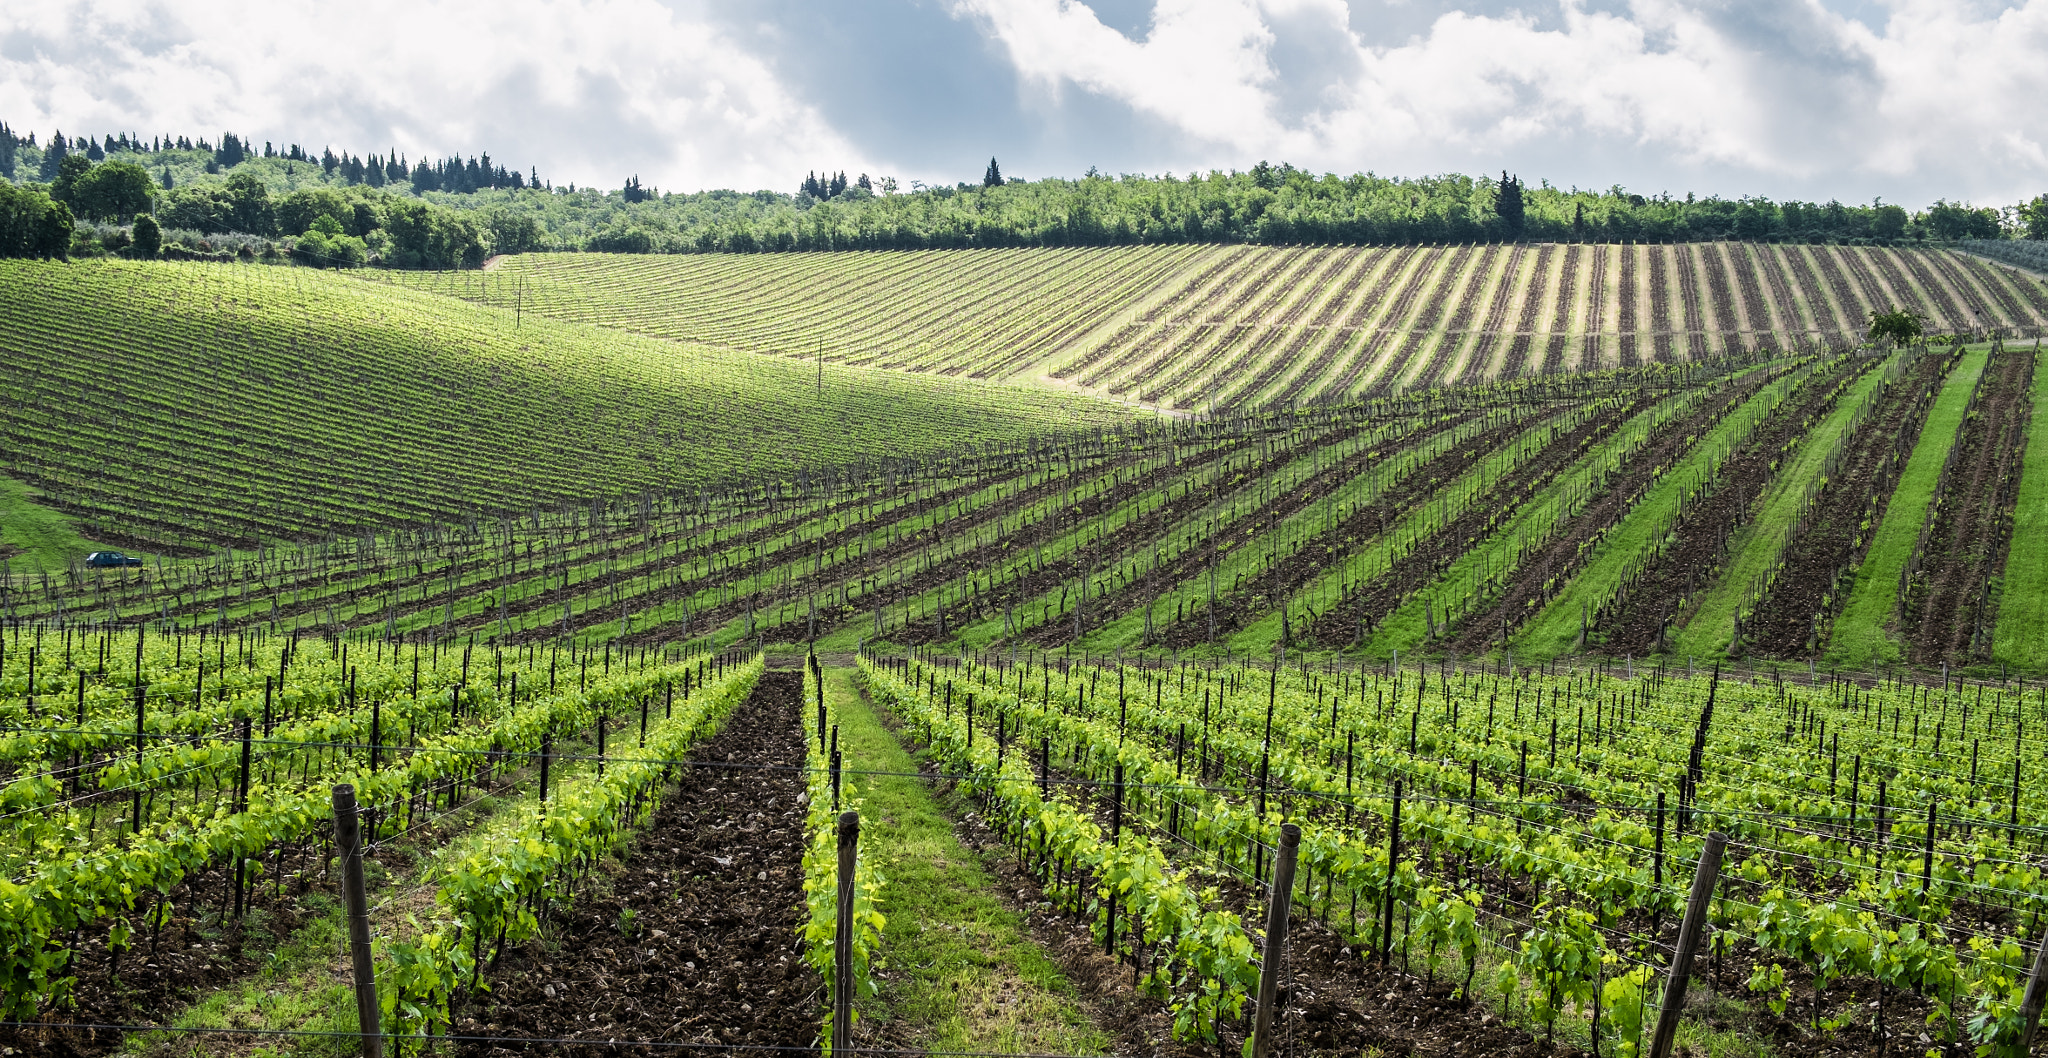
[12,336,2047,674]
[375,244,2048,408]
[9,626,2048,1056]
[9,244,2048,1058]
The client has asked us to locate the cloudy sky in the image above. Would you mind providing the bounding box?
[3,0,2044,208]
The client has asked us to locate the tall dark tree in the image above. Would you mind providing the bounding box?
[39,131,68,181]
[1868,309,1926,347]
[983,157,1002,187]
[1496,170,1525,237]
[49,153,92,208]
[213,133,247,168]
[0,184,73,258]
[2022,194,2048,240]
[65,160,155,222]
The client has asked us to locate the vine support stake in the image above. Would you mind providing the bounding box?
[1648,830,1726,1058]
[1251,822,1301,1058]
[832,810,860,1056]
[1380,780,1402,964]
[330,784,383,1058]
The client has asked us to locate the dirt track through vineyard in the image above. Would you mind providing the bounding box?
[454,672,814,1055]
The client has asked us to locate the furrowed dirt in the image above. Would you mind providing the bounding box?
[451,671,814,1055]
[1307,400,1638,648]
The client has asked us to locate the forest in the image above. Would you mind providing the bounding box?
[2,122,2043,266]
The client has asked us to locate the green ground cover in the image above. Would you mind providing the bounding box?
[0,474,108,571]
[1513,366,1808,660]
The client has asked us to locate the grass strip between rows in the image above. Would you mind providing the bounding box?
[1671,352,1898,657]
[828,665,1106,1055]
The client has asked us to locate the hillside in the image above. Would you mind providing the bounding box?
[391,243,2048,408]
[0,259,1130,562]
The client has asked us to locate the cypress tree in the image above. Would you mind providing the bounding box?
[1496,170,1525,238]
[983,157,1003,187]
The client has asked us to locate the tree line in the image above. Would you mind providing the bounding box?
[5,122,2044,264]
[467,159,2042,256]
[1,126,541,195]
[0,125,543,266]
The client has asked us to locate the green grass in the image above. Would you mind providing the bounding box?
[827,667,1108,1055]
[1353,393,1704,660]
[1670,354,1896,657]
[115,762,573,1058]
[0,259,1131,552]
[118,892,361,1058]
[1826,346,1987,669]
[0,473,112,571]
[1992,342,2048,670]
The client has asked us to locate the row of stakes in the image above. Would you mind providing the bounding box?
[324,787,2048,1058]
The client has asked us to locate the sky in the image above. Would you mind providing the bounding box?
[2,0,2045,208]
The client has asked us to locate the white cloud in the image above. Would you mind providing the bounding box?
[4,0,2044,204]
[954,0,2048,203]
[0,0,870,190]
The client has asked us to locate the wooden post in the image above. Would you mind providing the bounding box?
[1251,823,1301,1058]
[1647,831,1726,1058]
[832,811,859,1056]
[1106,762,1123,956]
[331,785,384,1058]
[2019,924,2048,1049]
